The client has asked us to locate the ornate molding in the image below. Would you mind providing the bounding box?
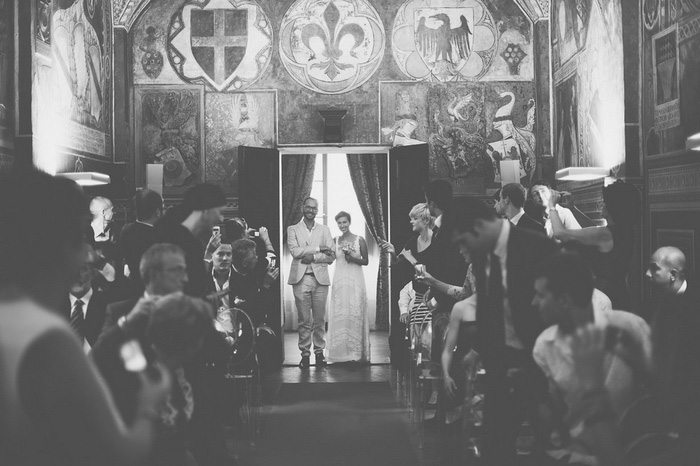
[649,163,700,211]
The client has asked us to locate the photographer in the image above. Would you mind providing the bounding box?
[92,294,213,466]
[531,183,581,239]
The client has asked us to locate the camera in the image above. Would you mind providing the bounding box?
[212,226,220,235]
[248,229,260,237]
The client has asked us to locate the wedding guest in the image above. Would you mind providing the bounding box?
[548,180,640,310]
[0,168,170,466]
[118,188,162,293]
[531,182,581,238]
[646,247,700,458]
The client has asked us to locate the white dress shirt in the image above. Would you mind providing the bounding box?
[510,209,525,225]
[545,205,581,238]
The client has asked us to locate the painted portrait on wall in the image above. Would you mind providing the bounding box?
[168,0,273,91]
[279,0,385,94]
[204,90,276,194]
[134,85,205,197]
[652,25,681,131]
[391,0,497,82]
[51,0,112,159]
[554,73,579,170]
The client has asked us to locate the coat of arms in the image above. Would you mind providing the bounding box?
[168,0,272,92]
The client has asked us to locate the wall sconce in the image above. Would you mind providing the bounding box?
[555,167,610,181]
[686,132,700,151]
[55,158,111,186]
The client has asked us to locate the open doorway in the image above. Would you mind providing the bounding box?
[280,150,390,366]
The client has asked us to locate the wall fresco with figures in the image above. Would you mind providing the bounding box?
[130,0,550,195]
[551,0,625,175]
[642,0,700,158]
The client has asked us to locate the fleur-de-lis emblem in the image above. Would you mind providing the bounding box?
[300,2,365,80]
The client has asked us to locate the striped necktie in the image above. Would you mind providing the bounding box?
[70,299,85,340]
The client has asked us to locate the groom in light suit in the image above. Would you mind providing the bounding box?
[287,197,335,368]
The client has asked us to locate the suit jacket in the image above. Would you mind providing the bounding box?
[205,263,274,326]
[101,297,139,335]
[473,223,557,359]
[513,212,547,236]
[427,218,468,313]
[286,220,334,285]
[651,278,700,433]
[118,222,157,286]
[60,288,110,348]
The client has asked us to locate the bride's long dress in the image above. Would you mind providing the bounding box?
[328,235,370,362]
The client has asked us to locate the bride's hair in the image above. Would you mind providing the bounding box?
[335,211,351,223]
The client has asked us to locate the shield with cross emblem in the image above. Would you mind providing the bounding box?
[190,8,247,87]
[168,0,273,92]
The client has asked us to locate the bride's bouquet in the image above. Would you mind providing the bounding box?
[339,240,356,254]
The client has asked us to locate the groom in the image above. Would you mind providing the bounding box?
[287,197,335,368]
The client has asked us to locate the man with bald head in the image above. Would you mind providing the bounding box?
[646,246,700,454]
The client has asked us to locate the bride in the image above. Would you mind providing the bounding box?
[328,211,370,363]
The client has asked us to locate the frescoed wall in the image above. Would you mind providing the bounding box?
[551,0,625,175]
[643,1,700,282]
[30,0,114,176]
[130,0,550,196]
[0,0,14,170]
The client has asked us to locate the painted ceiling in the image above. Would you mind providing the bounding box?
[112,0,549,30]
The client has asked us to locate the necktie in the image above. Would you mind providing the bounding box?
[70,299,85,340]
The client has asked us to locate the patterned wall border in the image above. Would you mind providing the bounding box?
[649,162,700,211]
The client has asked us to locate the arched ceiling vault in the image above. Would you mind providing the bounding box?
[112,0,549,31]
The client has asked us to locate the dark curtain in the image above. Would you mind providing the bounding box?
[346,154,389,330]
[282,155,316,238]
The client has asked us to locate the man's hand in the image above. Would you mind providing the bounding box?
[264,266,280,288]
[258,226,270,242]
[300,253,314,264]
[319,246,333,256]
[399,313,409,324]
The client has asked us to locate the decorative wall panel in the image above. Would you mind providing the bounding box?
[134,85,205,197]
[204,89,277,194]
[168,0,273,91]
[279,0,385,94]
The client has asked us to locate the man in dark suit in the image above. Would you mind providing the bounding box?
[424,180,468,314]
[451,197,557,465]
[99,243,189,335]
[118,188,163,295]
[495,183,547,236]
[206,239,279,330]
[646,247,700,457]
[61,244,109,353]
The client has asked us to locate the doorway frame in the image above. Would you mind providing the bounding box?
[277,145,392,364]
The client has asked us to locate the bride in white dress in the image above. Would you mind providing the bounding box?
[328,211,370,363]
